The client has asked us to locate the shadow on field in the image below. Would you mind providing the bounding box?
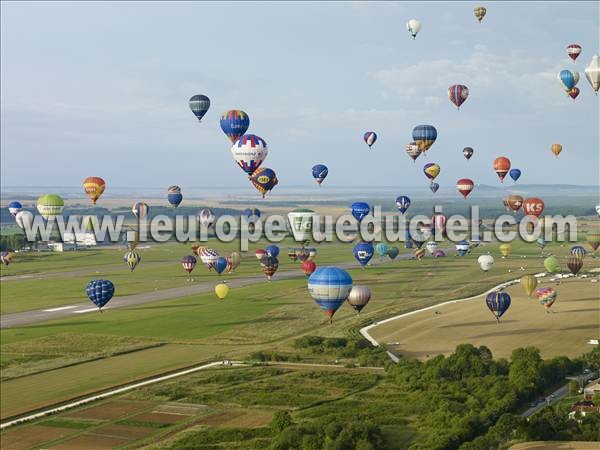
[472,328,547,338]
[559,324,599,331]
[556,308,599,314]
[21,321,99,329]
[214,316,296,327]
[439,320,518,328]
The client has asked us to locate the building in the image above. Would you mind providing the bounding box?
[62,231,97,247]
[568,400,599,421]
[583,378,600,400]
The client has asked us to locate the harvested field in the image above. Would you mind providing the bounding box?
[0,425,76,450]
[196,408,274,428]
[65,399,154,421]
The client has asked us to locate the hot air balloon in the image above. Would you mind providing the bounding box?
[132,202,149,220]
[198,208,216,230]
[406,19,421,39]
[567,44,582,61]
[1,251,12,266]
[7,201,22,217]
[570,245,586,258]
[220,110,250,143]
[506,195,524,213]
[387,247,400,260]
[423,163,440,182]
[493,157,511,183]
[520,275,538,297]
[456,178,474,199]
[231,134,268,176]
[351,202,371,222]
[307,247,318,260]
[567,254,583,275]
[509,169,521,182]
[522,198,544,218]
[308,267,352,323]
[429,182,440,194]
[181,255,197,274]
[288,209,318,242]
[301,260,317,277]
[550,144,562,158]
[83,177,106,204]
[433,250,445,258]
[244,208,261,221]
[347,285,371,313]
[412,125,437,153]
[536,287,557,312]
[260,255,279,280]
[414,248,426,260]
[123,251,141,271]
[266,245,280,258]
[86,280,115,311]
[425,241,438,255]
[585,55,600,94]
[558,69,579,91]
[312,164,328,185]
[363,131,377,149]
[36,194,64,221]
[499,243,512,258]
[474,6,486,22]
[568,87,580,99]
[478,254,494,272]
[396,196,411,214]
[296,247,310,262]
[536,237,547,251]
[432,214,447,233]
[586,231,600,252]
[255,248,268,260]
[199,248,220,269]
[167,185,183,208]
[544,256,559,273]
[375,243,389,258]
[353,241,374,267]
[214,257,228,275]
[463,147,474,160]
[189,95,210,122]
[215,283,229,300]
[288,247,298,262]
[456,240,470,256]
[448,84,469,109]
[249,168,278,198]
[486,291,511,322]
[596,204,600,217]
[406,142,422,161]
[226,252,241,272]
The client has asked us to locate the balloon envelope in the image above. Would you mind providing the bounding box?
[412,125,437,152]
[395,196,411,214]
[83,177,106,204]
[189,95,210,121]
[232,135,268,175]
[37,194,65,220]
[347,285,371,313]
[353,241,374,266]
[123,251,141,272]
[363,131,377,148]
[7,201,22,216]
[307,267,353,321]
[214,257,228,274]
[220,110,249,143]
[486,291,511,321]
[215,283,230,300]
[448,84,469,109]
[249,168,278,198]
[86,280,115,310]
[544,256,560,273]
[351,202,370,222]
[509,169,521,182]
[520,275,538,297]
[463,147,474,160]
[312,164,328,185]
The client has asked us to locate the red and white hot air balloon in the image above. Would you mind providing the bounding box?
[493,157,511,183]
[456,178,474,199]
[522,198,545,218]
[567,44,582,61]
[431,214,447,232]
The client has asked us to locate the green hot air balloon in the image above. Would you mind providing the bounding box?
[543,255,560,273]
[36,194,65,220]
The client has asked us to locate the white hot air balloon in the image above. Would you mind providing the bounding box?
[287,209,319,242]
[595,204,600,217]
[230,135,268,175]
[478,254,495,272]
[425,240,439,255]
[346,285,372,313]
[585,55,600,94]
[198,208,216,230]
[406,19,421,39]
[15,210,34,230]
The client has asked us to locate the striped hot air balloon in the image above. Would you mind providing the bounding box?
[189,95,210,122]
[567,44,582,61]
[456,178,474,199]
[363,131,377,149]
[307,267,353,323]
[551,144,563,158]
[123,251,141,272]
[493,157,511,183]
[448,84,469,109]
[36,194,65,221]
[412,125,437,153]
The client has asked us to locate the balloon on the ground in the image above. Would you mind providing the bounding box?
[214,257,228,275]
[567,44,582,61]
[215,283,230,300]
[429,182,440,194]
[543,255,560,273]
[266,245,280,258]
[260,255,279,280]
[433,250,445,258]
[301,260,316,277]
[232,135,268,176]
[86,280,115,310]
[520,275,538,297]
[387,247,399,260]
[493,157,511,183]
[570,245,586,257]
[586,232,600,251]
[351,202,370,222]
[312,164,328,185]
[307,266,353,322]
[83,177,106,204]
[288,247,298,261]
[347,285,371,313]
[522,198,544,218]
[567,254,583,275]
[499,243,512,258]
[509,169,521,182]
[551,144,562,158]
[448,84,469,109]
[353,241,374,266]
[123,251,141,272]
[414,248,425,259]
[463,147,474,160]
[132,202,149,220]
[412,125,437,153]
[474,6,486,22]
[396,196,411,214]
[167,186,183,208]
[406,19,421,39]
[1,251,12,266]
[478,254,494,272]
[486,291,511,322]
[456,178,474,198]
[423,163,440,181]
[307,247,317,260]
[406,142,422,161]
[37,194,64,220]
[363,131,377,148]
[584,55,600,94]
[456,240,470,256]
[536,287,557,312]
[375,243,389,257]
[250,167,278,198]
[226,252,241,272]
[189,95,210,121]
[7,201,22,216]
[536,237,547,250]
[199,248,220,269]
[255,248,268,260]
[181,255,197,274]
[220,110,250,143]
[425,240,438,255]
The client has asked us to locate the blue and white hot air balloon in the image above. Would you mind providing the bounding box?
[455,240,470,256]
[307,267,353,323]
[351,202,371,222]
[312,164,328,186]
[7,201,22,217]
[395,196,411,214]
[353,241,374,267]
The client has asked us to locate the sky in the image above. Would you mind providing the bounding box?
[1,1,599,194]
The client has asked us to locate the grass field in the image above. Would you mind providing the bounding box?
[369,277,600,360]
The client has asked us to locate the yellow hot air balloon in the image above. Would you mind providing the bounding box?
[474,6,487,23]
[498,243,512,258]
[551,144,562,158]
[83,177,106,204]
[215,283,229,300]
[520,275,538,297]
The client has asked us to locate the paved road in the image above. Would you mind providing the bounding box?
[1,251,421,329]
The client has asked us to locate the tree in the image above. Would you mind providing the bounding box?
[509,347,542,397]
[569,380,580,396]
[271,410,294,433]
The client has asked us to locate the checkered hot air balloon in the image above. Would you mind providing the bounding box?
[231,134,268,176]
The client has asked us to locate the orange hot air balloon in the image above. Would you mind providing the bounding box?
[493,157,511,183]
[551,144,562,158]
[522,198,544,218]
[506,195,524,212]
[83,177,106,204]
